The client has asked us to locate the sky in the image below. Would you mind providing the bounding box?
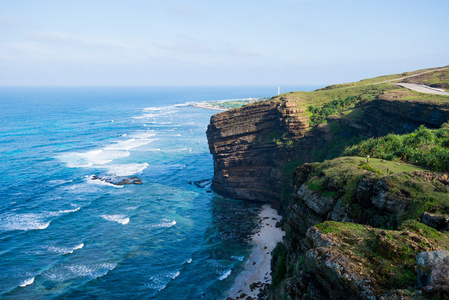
[0,0,448,86]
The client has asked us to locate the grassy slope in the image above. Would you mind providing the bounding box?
[304,156,449,223]
[314,220,449,292]
[267,66,449,125]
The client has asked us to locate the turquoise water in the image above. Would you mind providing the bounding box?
[0,86,317,299]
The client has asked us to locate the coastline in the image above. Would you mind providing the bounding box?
[188,98,262,111]
[227,204,285,300]
[189,102,229,111]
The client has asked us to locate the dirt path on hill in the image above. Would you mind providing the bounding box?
[393,83,449,95]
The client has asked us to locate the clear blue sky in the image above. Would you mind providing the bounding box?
[0,0,448,86]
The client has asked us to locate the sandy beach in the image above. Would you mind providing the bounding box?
[227,204,285,300]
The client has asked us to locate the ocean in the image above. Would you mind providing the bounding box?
[0,85,318,299]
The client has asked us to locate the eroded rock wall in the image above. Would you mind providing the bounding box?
[364,98,449,136]
[206,100,308,202]
[207,97,449,203]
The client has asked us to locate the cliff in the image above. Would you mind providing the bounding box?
[207,82,449,204]
[206,66,449,299]
[206,99,309,202]
[270,157,449,299]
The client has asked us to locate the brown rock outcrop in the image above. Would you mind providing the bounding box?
[206,99,308,202]
[206,97,449,203]
[364,98,449,136]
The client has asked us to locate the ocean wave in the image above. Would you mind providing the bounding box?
[20,277,34,287]
[47,179,73,186]
[186,258,193,264]
[68,263,116,279]
[101,163,149,176]
[125,206,139,210]
[47,243,84,255]
[47,207,80,217]
[134,110,177,120]
[44,263,117,282]
[150,219,176,228]
[101,214,130,225]
[169,271,180,280]
[218,269,232,281]
[104,138,157,151]
[143,105,180,112]
[231,256,244,261]
[59,149,130,168]
[146,270,181,292]
[0,213,51,231]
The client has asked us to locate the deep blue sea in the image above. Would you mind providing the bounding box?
[0,85,318,299]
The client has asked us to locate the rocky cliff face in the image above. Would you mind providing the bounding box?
[363,97,449,136]
[206,99,309,202]
[207,96,449,203]
[270,158,449,299]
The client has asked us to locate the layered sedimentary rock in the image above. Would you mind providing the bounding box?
[363,97,449,136]
[206,99,309,202]
[207,96,449,203]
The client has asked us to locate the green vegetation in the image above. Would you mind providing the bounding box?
[313,220,449,290]
[272,83,396,115]
[308,95,359,126]
[271,243,288,288]
[267,66,449,129]
[345,123,449,172]
[358,163,382,174]
[303,156,449,224]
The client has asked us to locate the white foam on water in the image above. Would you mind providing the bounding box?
[101,214,130,225]
[146,269,181,292]
[135,110,177,119]
[101,162,149,176]
[20,277,34,287]
[126,206,139,210]
[47,207,80,217]
[186,258,193,264]
[48,179,73,186]
[59,149,130,168]
[218,269,232,281]
[47,243,84,255]
[88,176,124,188]
[231,256,244,261]
[0,213,51,231]
[68,263,116,279]
[133,132,156,139]
[146,276,167,292]
[169,271,180,280]
[104,138,157,151]
[150,219,176,228]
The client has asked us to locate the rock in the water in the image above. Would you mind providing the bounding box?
[416,250,449,288]
[190,179,212,188]
[421,212,449,231]
[92,175,143,185]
